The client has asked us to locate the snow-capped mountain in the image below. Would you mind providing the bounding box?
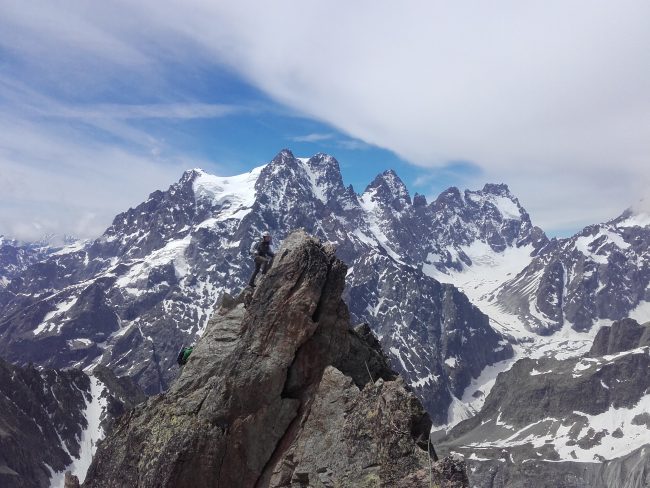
[495,209,650,334]
[2,148,650,485]
[428,204,650,375]
[0,150,522,424]
[0,360,144,488]
[437,318,650,488]
[0,236,54,289]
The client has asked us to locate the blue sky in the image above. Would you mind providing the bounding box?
[1,1,649,241]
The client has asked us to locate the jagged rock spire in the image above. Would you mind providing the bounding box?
[364,169,412,210]
[83,230,468,488]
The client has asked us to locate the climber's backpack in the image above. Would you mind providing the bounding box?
[177,346,193,366]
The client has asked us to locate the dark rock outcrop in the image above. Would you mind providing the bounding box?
[588,318,650,356]
[83,231,469,488]
[64,472,81,488]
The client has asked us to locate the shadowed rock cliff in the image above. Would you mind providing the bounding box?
[83,230,469,488]
[0,360,144,488]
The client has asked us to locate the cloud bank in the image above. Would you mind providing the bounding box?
[1,0,649,237]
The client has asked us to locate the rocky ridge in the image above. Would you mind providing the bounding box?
[83,230,469,488]
[0,237,52,291]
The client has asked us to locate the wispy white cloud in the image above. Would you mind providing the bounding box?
[138,0,647,232]
[289,133,334,142]
[40,102,244,121]
[0,114,192,241]
[0,55,254,241]
[0,1,156,67]
[288,133,371,151]
[336,139,371,151]
[0,80,241,241]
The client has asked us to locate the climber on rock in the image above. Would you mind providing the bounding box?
[248,231,275,287]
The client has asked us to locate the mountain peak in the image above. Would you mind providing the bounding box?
[178,168,205,187]
[301,153,340,172]
[464,185,523,221]
[435,186,464,209]
[413,192,428,207]
[364,169,411,209]
[273,148,295,161]
[481,183,511,196]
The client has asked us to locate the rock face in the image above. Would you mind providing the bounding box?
[435,318,650,488]
[0,359,144,488]
[347,255,512,423]
[588,317,650,356]
[0,149,515,425]
[83,231,469,488]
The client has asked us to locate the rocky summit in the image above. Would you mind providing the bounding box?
[83,230,469,488]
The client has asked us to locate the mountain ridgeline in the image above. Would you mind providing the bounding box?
[1,150,649,425]
[1,149,649,487]
[0,149,529,423]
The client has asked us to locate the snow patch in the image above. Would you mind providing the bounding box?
[574,229,629,265]
[115,234,193,291]
[447,393,476,427]
[297,158,328,203]
[193,165,263,221]
[49,375,107,487]
[358,188,406,264]
[51,240,87,256]
[492,196,522,220]
[411,373,439,388]
[445,357,458,368]
[530,368,553,376]
[423,242,534,302]
[34,296,78,335]
[389,347,408,372]
[629,300,650,324]
[460,356,517,415]
[466,192,521,220]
